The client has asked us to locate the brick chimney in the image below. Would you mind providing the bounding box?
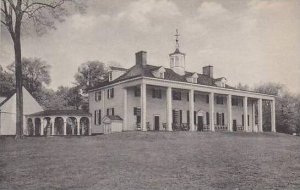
[136,51,147,66]
[203,65,213,78]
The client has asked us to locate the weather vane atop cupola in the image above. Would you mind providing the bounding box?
[174,29,180,49]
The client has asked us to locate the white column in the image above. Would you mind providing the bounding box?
[40,118,44,136]
[166,87,172,131]
[123,88,127,131]
[77,117,80,135]
[271,100,276,132]
[51,117,55,135]
[33,118,36,136]
[209,92,215,132]
[252,101,256,132]
[258,99,263,132]
[227,94,232,132]
[189,89,195,131]
[243,97,248,132]
[63,117,67,135]
[141,83,147,131]
[88,117,92,135]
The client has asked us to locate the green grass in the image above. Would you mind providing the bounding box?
[0,132,300,190]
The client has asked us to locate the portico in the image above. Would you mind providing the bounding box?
[122,77,276,133]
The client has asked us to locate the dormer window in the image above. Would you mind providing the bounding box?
[215,77,227,88]
[186,73,198,83]
[152,67,166,79]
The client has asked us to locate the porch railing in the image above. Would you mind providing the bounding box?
[172,123,190,131]
[215,124,228,131]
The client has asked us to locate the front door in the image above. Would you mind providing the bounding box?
[233,120,237,131]
[197,116,203,131]
[154,116,160,131]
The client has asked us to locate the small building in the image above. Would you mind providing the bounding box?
[0,87,43,135]
[102,115,123,134]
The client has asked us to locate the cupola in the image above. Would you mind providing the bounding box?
[169,29,186,76]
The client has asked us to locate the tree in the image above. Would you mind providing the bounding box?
[254,82,298,134]
[1,0,84,138]
[0,65,14,96]
[7,57,51,95]
[236,82,250,91]
[75,61,109,90]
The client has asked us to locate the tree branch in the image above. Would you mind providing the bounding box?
[23,0,65,12]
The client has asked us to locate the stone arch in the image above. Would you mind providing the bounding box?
[34,118,41,136]
[80,117,90,135]
[27,118,34,136]
[54,117,64,135]
[42,117,51,136]
[66,117,77,135]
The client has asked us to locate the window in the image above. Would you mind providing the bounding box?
[187,111,190,124]
[108,71,112,81]
[152,88,162,99]
[187,93,189,101]
[216,96,224,105]
[95,91,101,101]
[134,107,141,116]
[193,78,197,83]
[107,88,114,99]
[134,86,140,97]
[172,91,181,100]
[159,72,164,79]
[106,108,114,116]
[206,95,209,103]
[232,98,239,106]
[172,110,180,124]
[206,112,210,125]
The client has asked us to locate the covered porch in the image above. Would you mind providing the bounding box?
[26,110,92,136]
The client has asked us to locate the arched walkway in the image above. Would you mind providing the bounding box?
[54,117,64,135]
[26,110,92,136]
[27,118,34,136]
[34,118,41,136]
[80,117,90,136]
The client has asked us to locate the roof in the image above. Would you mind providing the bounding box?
[169,48,186,55]
[0,90,16,107]
[27,110,91,117]
[105,115,123,121]
[88,64,218,91]
[109,66,128,71]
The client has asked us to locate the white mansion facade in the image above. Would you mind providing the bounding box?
[88,44,276,134]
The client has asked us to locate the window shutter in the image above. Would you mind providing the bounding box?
[98,110,101,124]
[194,111,197,125]
[111,88,114,98]
[222,113,225,125]
[248,115,250,126]
[206,112,210,125]
[187,111,190,124]
[94,110,97,125]
[242,114,244,126]
[216,113,219,125]
[112,108,114,116]
[107,90,109,99]
[107,108,109,116]
[180,110,182,124]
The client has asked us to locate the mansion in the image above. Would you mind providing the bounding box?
[88,40,276,134]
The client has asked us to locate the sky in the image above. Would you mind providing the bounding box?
[1,0,300,94]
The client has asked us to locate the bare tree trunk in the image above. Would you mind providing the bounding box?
[14,15,23,139]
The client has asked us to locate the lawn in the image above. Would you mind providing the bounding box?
[0,132,300,190]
